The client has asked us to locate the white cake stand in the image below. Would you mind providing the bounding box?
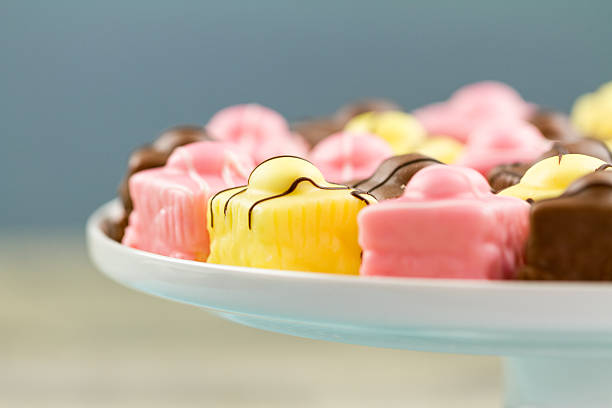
[88,201,612,408]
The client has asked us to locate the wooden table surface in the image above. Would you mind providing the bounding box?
[0,232,501,407]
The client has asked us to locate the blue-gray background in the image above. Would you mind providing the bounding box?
[2,1,611,228]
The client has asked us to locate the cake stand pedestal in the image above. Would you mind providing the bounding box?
[88,201,612,408]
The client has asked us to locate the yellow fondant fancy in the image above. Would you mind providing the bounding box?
[345,111,426,154]
[571,81,612,141]
[498,154,608,202]
[415,136,464,164]
[207,156,375,274]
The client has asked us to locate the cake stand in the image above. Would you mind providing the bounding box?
[87,201,612,408]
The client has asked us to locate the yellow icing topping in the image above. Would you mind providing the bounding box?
[498,154,608,201]
[345,111,426,154]
[247,156,333,194]
[571,81,612,140]
[415,136,464,164]
[207,156,375,274]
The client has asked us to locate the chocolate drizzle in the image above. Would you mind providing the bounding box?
[210,156,373,231]
[224,188,247,215]
[550,143,570,157]
[540,138,612,163]
[350,190,376,206]
[549,143,570,164]
[210,156,315,229]
[209,186,245,229]
[596,164,612,172]
[352,157,443,194]
[247,155,312,184]
[246,177,369,230]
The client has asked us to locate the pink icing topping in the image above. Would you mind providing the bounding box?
[449,81,533,118]
[403,164,491,200]
[457,119,552,175]
[122,141,254,260]
[206,104,307,163]
[309,131,393,183]
[413,81,535,143]
[358,165,530,279]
